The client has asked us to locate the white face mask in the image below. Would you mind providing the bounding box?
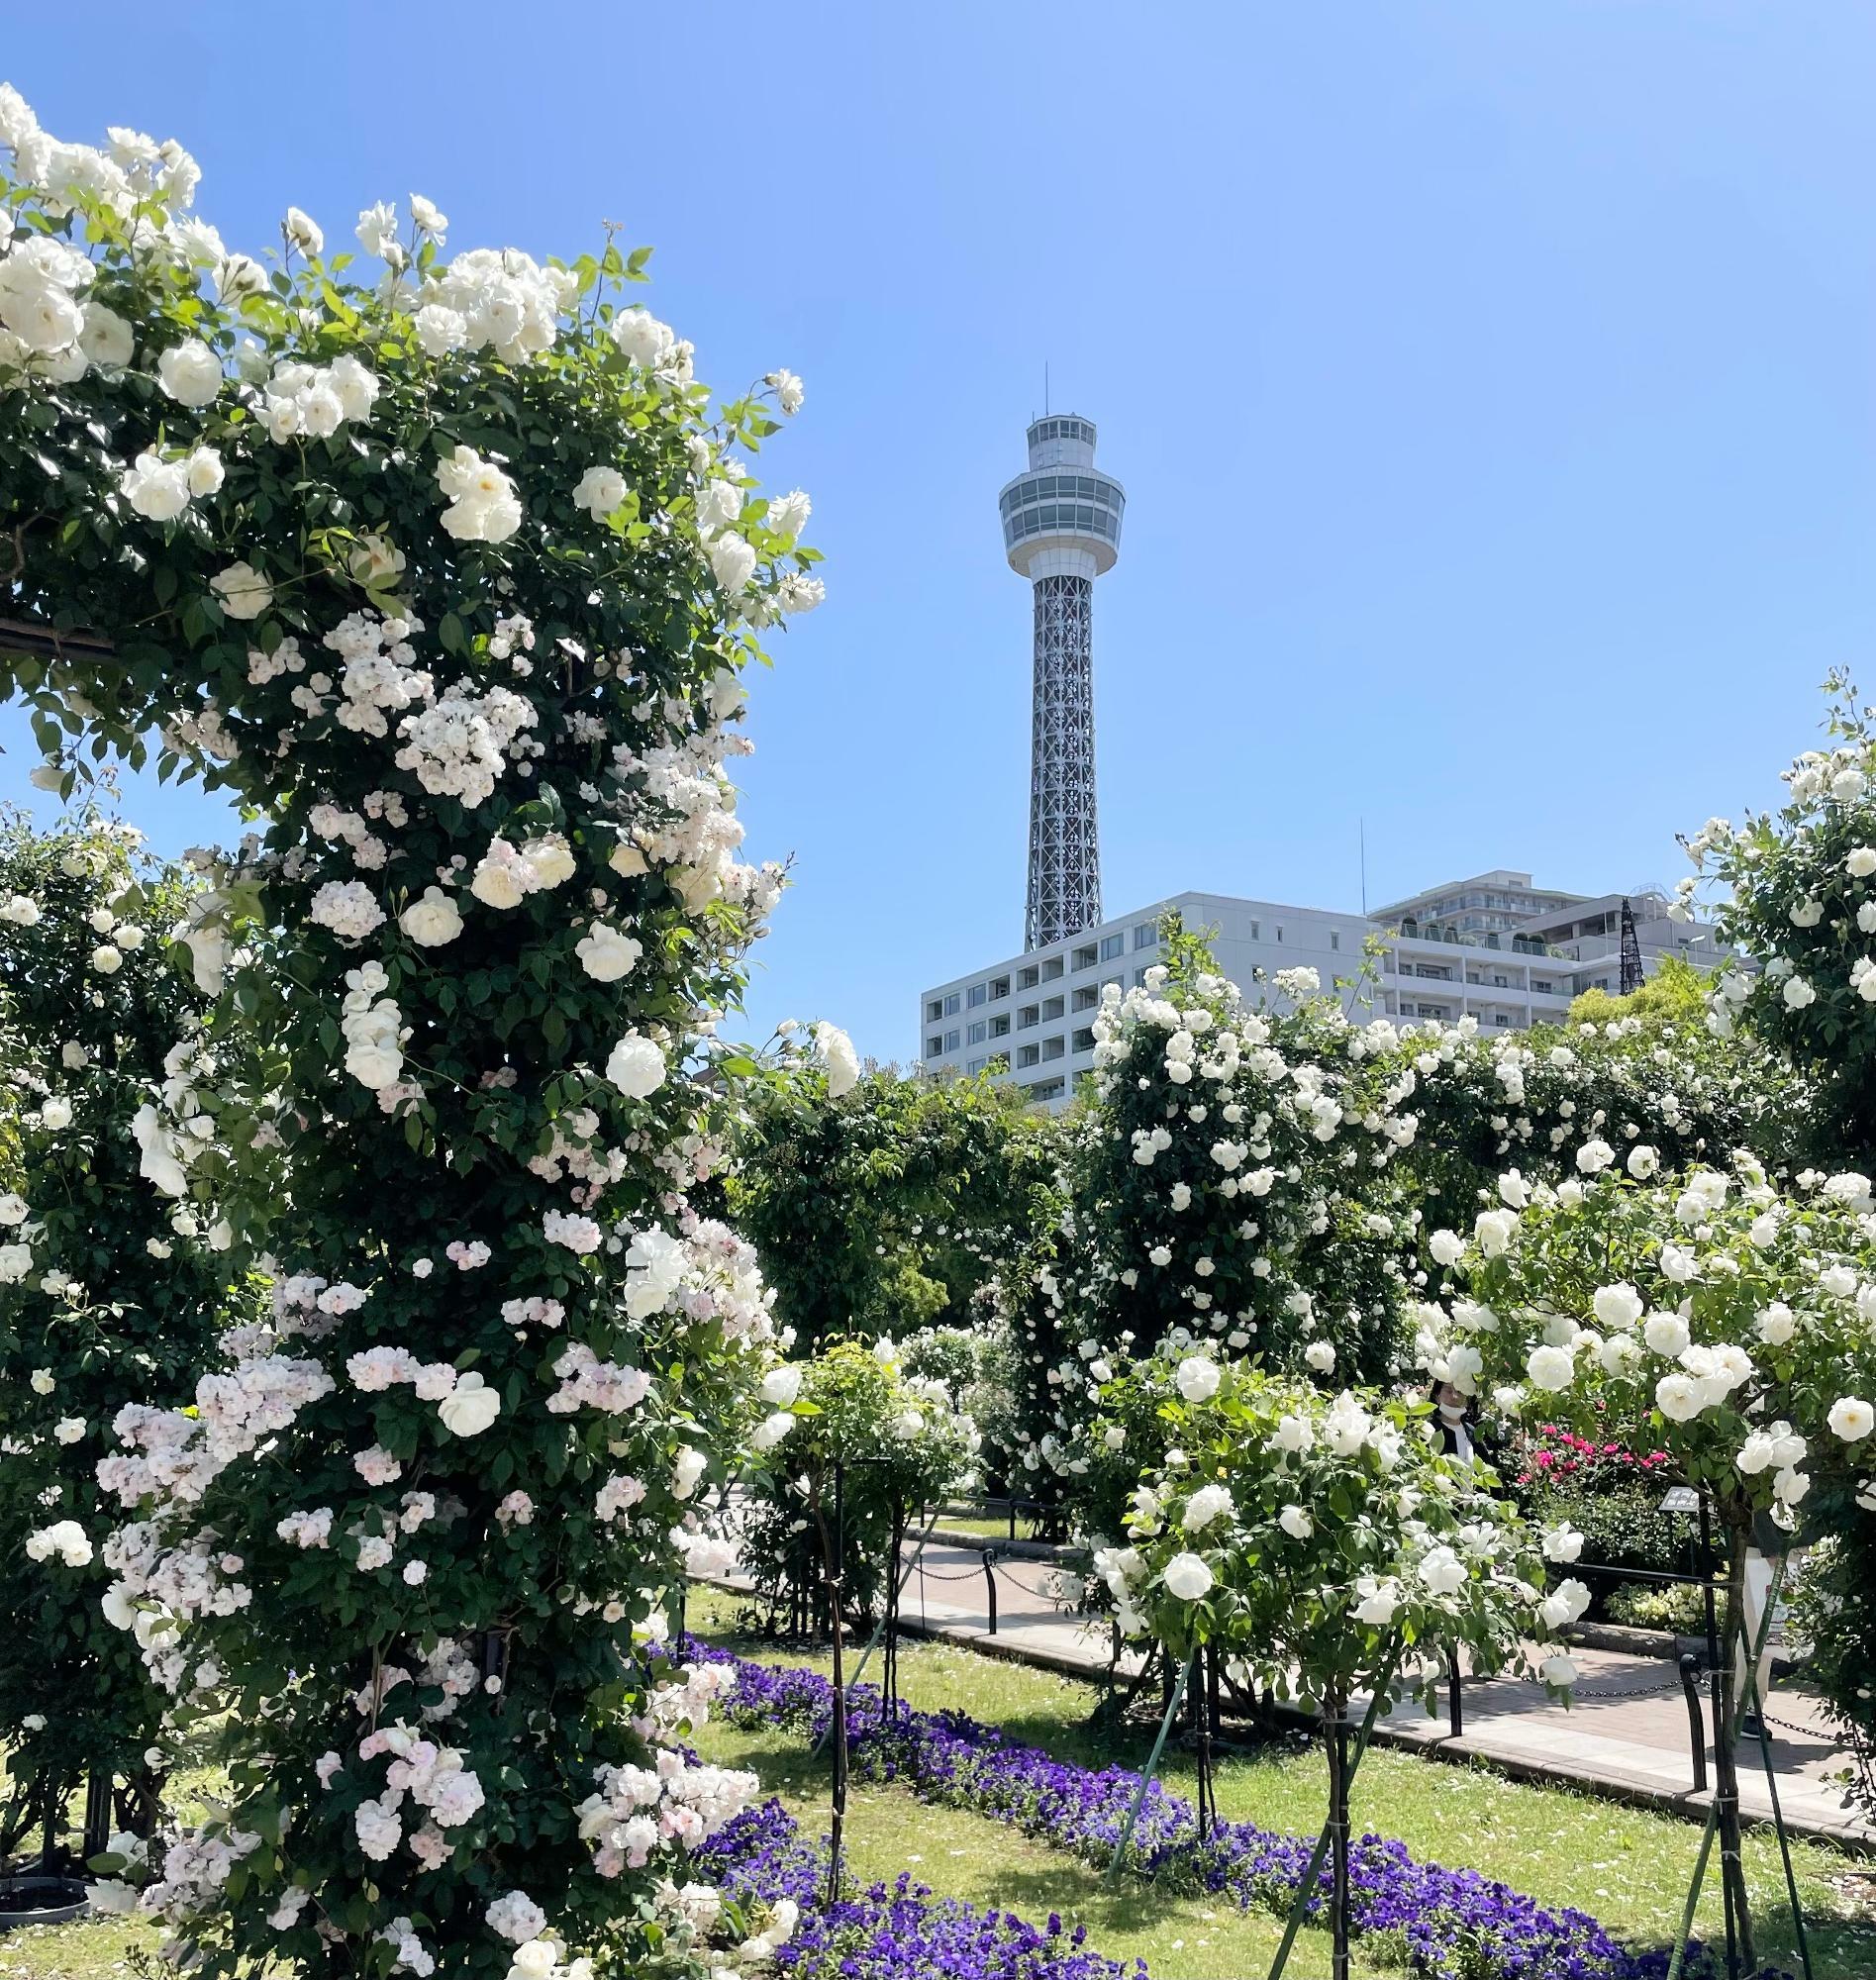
[1436,1400,1467,1426]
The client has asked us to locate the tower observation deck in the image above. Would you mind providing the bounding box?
[997,414,1126,951]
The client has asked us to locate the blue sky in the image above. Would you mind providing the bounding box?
[4,5,1872,1061]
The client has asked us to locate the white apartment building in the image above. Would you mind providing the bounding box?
[918,870,1732,1109]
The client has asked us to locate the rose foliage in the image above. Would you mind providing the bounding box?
[0,83,825,1980]
[0,805,240,1858]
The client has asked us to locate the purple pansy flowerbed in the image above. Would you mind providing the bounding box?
[704,1797,1145,1980]
[683,1637,1794,1980]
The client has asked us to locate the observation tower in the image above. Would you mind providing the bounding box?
[997,414,1126,949]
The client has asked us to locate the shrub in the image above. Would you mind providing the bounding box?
[0,85,820,1979]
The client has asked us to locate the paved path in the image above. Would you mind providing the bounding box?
[701,1531,1873,1852]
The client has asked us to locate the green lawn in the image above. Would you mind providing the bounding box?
[6,1592,1872,1980]
[687,1585,1876,1980]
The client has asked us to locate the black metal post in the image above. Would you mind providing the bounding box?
[1328,1701,1352,1980]
[81,1772,112,1862]
[1447,1653,1463,1738]
[981,1548,998,1636]
[1679,1653,1709,1793]
[882,1498,904,1713]
[824,1461,848,1906]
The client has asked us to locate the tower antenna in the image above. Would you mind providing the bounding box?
[998,411,1126,948]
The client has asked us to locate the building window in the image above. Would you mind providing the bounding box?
[990,976,1011,1000]
[966,1056,986,1074]
[989,1014,1010,1039]
[1275,926,1284,942]
[1100,933,1125,961]
[1018,1005,1039,1030]
[967,1020,986,1045]
[1072,943,1098,970]
[1330,931,1340,951]
[1041,1035,1065,1061]
[926,999,943,1023]
[1493,1015,1512,1029]
[1026,1076,1065,1102]
[943,992,959,1017]
[1041,995,1064,1021]
[1532,978,1553,994]
[967,983,987,1009]
[1071,1027,1096,1052]
[943,1029,959,1051]
[1072,985,1098,1012]
[1040,956,1063,981]
[1133,966,1149,986]
[926,1037,942,1059]
[1248,920,1260,940]
[1134,923,1156,949]
[1019,965,1039,990]
[1017,1042,1039,1069]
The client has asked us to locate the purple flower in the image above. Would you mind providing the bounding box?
[677,1637,1790,1980]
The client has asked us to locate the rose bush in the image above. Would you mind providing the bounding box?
[0,85,822,1979]
[1095,1360,1575,1714]
[0,805,241,1863]
[737,1336,980,1632]
[728,1057,1052,1353]
[1009,923,1419,1493]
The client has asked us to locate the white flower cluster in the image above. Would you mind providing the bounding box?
[412,245,578,364]
[253,354,379,443]
[574,1751,758,1877]
[395,676,537,807]
[341,960,407,1094]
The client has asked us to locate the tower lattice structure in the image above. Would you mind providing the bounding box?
[998,414,1127,950]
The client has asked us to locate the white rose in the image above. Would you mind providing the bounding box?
[1429,1230,1464,1266]
[1351,1577,1401,1626]
[751,1412,796,1451]
[1847,847,1876,879]
[1278,1504,1313,1540]
[400,887,464,948]
[1527,1343,1575,1392]
[1592,1284,1642,1331]
[78,303,134,368]
[120,451,192,521]
[211,561,273,621]
[1643,1312,1691,1357]
[1419,1545,1467,1597]
[186,447,225,498]
[1541,1523,1584,1564]
[520,838,576,891]
[470,856,527,911]
[437,1372,501,1437]
[1174,1355,1221,1403]
[575,922,642,983]
[156,337,222,407]
[1182,1484,1234,1531]
[1827,1396,1874,1443]
[90,943,123,975]
[608,841,648,879]
[606,1033,666,1100]
[1655,1372,1706,1423]
[759,1365,803,1407]
[1541,1652,1579,1688]
[572,465,629,518]
[1162,1552,1214,1601]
